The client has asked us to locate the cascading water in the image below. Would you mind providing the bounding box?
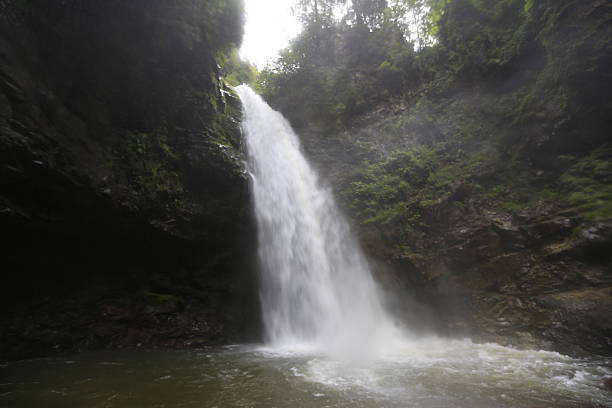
[236,85,399,355]
[2,87,609,408]
[228,86,612,408]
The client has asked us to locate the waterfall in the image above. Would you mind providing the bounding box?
[236,85,399,357]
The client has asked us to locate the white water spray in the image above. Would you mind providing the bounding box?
[237,85,399,356]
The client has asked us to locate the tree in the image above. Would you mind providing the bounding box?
[349,0,388,28]
[388,0,445,49]
[220,49,258,87]
[258,0,452,128]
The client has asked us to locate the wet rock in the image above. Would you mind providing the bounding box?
[580,222,612,244]
[604,377,612,392]
[537,287,612,356]
[101,304,131,321]
[0,1,261,361]
[541,221,612,264]
[419,257,451,281]
[573,221,612,263]
[491,222,527,250]
[143,293,182,315]
[445,226,504,270]
[519,216,576,243]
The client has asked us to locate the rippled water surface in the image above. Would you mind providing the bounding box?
[1,340,611,408]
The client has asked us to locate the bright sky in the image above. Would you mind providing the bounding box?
[240,0,302,69]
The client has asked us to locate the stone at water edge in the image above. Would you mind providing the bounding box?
[604,377,612,392]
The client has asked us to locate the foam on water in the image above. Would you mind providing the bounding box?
[1,346,610,407]
[236,84,612,406]
[286,339,612,406]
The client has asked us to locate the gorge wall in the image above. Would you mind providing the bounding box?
[1,0,610,362]
[264,0,612,356]
[0,0,260,360]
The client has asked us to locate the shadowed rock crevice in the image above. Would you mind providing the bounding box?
[0,0,260,361]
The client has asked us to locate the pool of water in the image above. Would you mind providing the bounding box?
[1,339,611,408]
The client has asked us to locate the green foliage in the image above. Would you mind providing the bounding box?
[424,0,452,39]
[295,0,347,26]
[390,0,443,48]
[340,140,502,255]
[117,130,185,208]
[220,49,258,87]
[346,146,442,229]
[558,147,612,219]
[203,0,246,51]
[434,0,531,81]
[259,1,426,129]
[480,147,612,219]
[257,0,541,129]
[260,0,612,258]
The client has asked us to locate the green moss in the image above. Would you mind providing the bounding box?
[500,200,526,211]
[554,146,612,219]
[272,0,612,261]
[477,147,612,218]
[523,0,534,16]
[220,49,258,87]
[142,291,179,306]
[343,141,501,255]
[114,130,186,211]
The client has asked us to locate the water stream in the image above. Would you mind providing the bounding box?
[237,84,400,358]
[1,87,610,407]
[1,345,610,407]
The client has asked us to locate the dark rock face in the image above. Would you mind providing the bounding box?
[426,207,612,355]
[359,196,611,356]
[0,1,260,361]
[349,174,612,357]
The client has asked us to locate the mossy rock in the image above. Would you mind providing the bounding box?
[142,291,183,314]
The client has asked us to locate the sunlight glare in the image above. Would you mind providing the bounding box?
[240,0,302,69]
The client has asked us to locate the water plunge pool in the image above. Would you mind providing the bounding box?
[2,340,610,407]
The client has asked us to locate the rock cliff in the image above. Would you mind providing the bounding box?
[0,0,259,360]
[280,0,612,356]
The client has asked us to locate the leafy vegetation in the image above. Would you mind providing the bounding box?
[256,0,544,131]
[557,147,612,219]
[256,0,611,259]
[220,49,259,87]
[256,0,444,130]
